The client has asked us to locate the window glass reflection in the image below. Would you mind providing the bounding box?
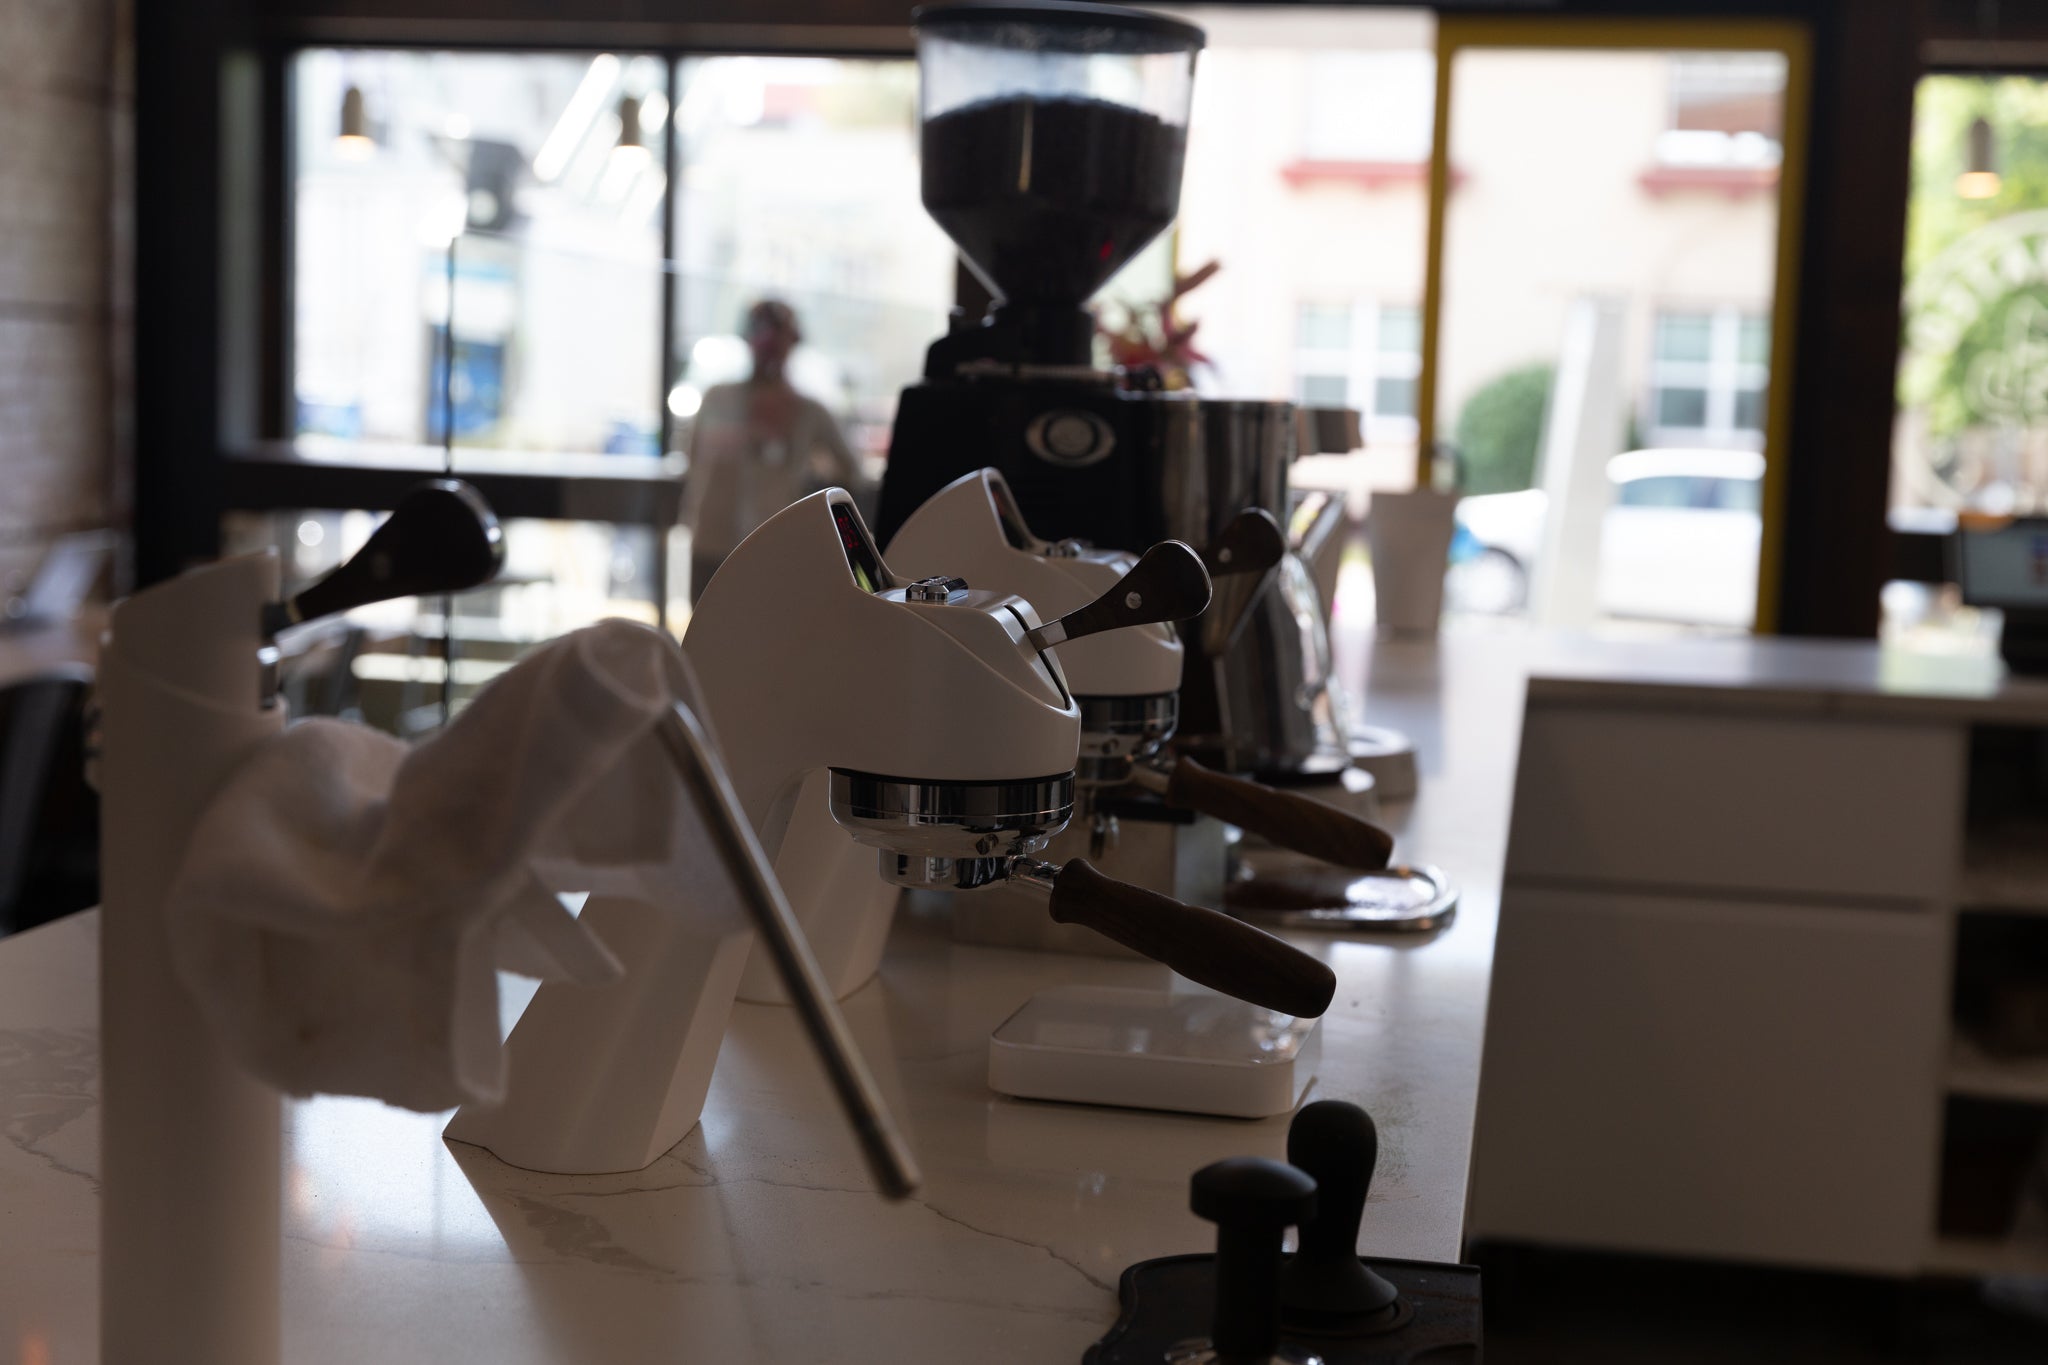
[293,50,668,459]
[670,56,955,469]
[1896,75,2048,520]
[225,509,665,733]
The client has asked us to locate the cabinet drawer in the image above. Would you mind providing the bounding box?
[1505,704,1962,901]
[1471,887,1948,1272]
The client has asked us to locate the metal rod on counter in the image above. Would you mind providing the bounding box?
[654,703,922,1200]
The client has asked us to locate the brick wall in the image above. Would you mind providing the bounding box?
[0,0,128,594]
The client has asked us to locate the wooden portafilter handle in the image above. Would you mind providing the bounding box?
[1044,858,1336,1018]
[1149,755,1396,871]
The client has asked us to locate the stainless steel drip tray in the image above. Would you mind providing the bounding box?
[1224,857,1457,935]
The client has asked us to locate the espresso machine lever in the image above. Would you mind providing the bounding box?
[1197,509,1286,657]
[1024,540,1210,652]
[257,479,505,708]
[260,479,502,638]
[1205,509,1286,576]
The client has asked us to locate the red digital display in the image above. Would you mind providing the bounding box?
[834,506,886,594]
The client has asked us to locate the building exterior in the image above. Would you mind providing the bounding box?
[1172,7,1784,493]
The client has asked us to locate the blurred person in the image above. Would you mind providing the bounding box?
[682,299,865,603]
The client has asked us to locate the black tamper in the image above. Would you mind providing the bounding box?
[1085,1106,1479,1363]
[1279,1101,1401,1328]
[1178,1157,1324,1365]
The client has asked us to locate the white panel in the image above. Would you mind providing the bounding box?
[1470,888,1948,1272]
[1505,705,1963,901]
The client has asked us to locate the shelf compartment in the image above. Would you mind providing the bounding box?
[1960,725,2048,913]
[1948,1033,2048,1105]
[1937,1096,2048,1241]
[1923,1233,2048,1277]
[1958,821,2048,915]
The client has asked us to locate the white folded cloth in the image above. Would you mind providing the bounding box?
[164,618,737,1112]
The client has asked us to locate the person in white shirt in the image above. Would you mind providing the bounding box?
[682,299,865,604]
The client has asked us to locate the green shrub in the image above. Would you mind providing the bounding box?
[1453,363,1553,495]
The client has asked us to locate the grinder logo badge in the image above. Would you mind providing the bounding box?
[1026,409,1118,468]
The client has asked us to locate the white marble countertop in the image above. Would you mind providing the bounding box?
[1519,630,2048,723]
[0,633,1521,1364]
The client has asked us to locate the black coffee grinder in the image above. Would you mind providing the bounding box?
[876,0,1207,556]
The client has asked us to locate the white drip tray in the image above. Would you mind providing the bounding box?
[987,984,1319,1118]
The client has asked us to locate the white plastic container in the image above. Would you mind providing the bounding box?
[987,984,1318,1118]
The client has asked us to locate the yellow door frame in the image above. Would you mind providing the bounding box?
[1416,17,1813,634]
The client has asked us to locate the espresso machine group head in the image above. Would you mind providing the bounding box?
[890,471,1394,929]
[684,489,1336,1019]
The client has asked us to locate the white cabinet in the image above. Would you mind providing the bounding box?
[1471,887,1949,1273]
[1473,692,1972,1274]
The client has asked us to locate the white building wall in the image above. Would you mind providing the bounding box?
[1439,50,1778,434]
[1173,7,1434,405]
[1158,23,1782,477]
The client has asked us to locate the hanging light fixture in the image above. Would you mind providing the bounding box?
[611,94,652,168]
[336,84,375,161]
[1958,115,2001,199]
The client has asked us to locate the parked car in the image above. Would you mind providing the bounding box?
[1446,448,1765,627]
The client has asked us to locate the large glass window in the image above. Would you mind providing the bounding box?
[289,49,952,478]
[668,56,954,469]
[1896,75,2048,520]
[1435,43,1788,634]
[292,50,670,459]
[1885,73,2048,653]
[273,47,956,698]
[292,49,955,471]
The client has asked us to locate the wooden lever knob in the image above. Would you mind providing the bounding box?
[1046,858,1336,1018]
[1166,757,1396,871]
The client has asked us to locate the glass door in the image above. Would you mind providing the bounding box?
[1417,19,1811,633]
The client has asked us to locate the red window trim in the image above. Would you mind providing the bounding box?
[1280,159,1447,190]
[1636,164,1780,198]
